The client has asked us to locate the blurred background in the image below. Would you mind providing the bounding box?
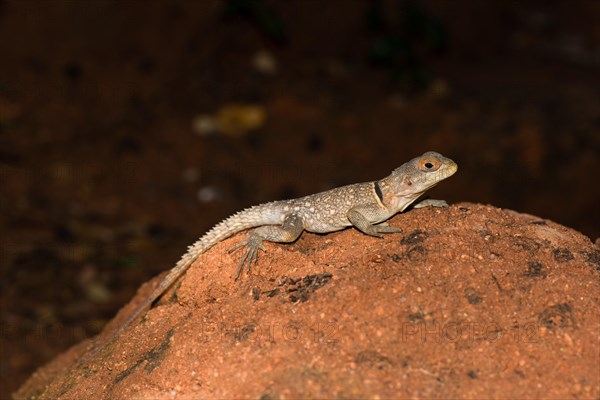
[0,0,598,396]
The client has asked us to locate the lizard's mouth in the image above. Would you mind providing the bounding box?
[441,161,458,179]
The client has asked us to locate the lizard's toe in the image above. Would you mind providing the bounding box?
[375,225,402,234]
[228,241,245,254]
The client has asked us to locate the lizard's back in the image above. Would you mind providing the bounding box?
[285,182,383,233]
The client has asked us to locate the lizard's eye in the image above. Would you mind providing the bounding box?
[419,157,441,172]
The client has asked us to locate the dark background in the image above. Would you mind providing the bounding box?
[1,0,598,397]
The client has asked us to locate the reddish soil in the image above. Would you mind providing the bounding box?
[14,204,600,399]
[1,0,599,398]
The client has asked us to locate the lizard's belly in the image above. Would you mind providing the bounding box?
[305,222,349,234]
[300,212,351,233]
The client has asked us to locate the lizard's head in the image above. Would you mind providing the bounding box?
[380,151,458,211]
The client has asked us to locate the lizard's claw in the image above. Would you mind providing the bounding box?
[229,233,266,279]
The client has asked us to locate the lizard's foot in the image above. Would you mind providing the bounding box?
[362,224,402,238]
[228,233,266,279]
[413,199,449,209]
[374,222,402,234]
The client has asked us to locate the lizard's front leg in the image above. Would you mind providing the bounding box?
[229,213,304,279]
[347,206,402,238]
[412,198,449,208]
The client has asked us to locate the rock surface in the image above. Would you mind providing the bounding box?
[15,203,600,399]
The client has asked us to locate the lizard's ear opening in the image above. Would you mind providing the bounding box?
[418,156,442,172]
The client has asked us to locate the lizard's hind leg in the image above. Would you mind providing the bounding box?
[229,213,304,279]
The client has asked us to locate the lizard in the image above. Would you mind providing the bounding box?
[79,151,457,363]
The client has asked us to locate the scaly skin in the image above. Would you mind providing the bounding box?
[78,151,457,364]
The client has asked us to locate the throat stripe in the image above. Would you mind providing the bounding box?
[374,181,384,203]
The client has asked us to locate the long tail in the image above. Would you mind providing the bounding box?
[76,202,283,365]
